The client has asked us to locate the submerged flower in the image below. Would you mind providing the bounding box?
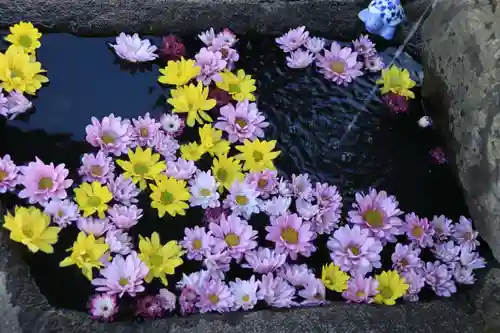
[77,217,111,237]
[432,240,461,264]
[215,100,269,143]
[430,146,447,164]
[3,91,33,119]
[159,34,186,61]
[107,174,140,205]
[374,270,409,305]
[165,158,198,180]
[276,26,310,52]
[211,154,244,190]
[364,55,384,72]
[403,213,435,248]
[453,216,480,251]
[223,181,260,219]
[149,175,190,217]
[261,196,291,217]
[167,82,216,127]
[424,261,456,297]
[78,151,115,184]
[257,273,296,308]
[381,92,409,113]
[117,147,166,190]
[108,204,143,229]
[286,49,314,69]
[195,47,227,84]
[43,199,79,228]
[431,215,454,241]
[327,225,382,276]
[305,37,325,53]
[131,113,161,147]
[210,214,258,260]
[189,170,220,209]
[153,131,180,161]
[243,247,287,274]
[158,57,200,86]
[105,227,133,255]
[18,158,73,204]
[0,154,19,193]
[352,34,376,57]
[160,113,184,136]
[135,295,164,318]
[74,182,113,218]
[391,243,423,273]
[85,114,131,156]
[110,33,157,62]
[316,42,363,86]
[88,293,118,322]
[216,69,256,102]
[342,274,379,303]
[235,139,280,172]
[401,270,425,302]
[230,276,259,310]
[321,262,350,292]
[5,21,42,54]
[197,277,234,313]
[181,226,214,261]
[377,65,416,99]
[3,206,61,253]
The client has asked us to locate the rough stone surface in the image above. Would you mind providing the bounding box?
[421,0,500,261]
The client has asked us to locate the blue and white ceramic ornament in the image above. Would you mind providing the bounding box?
[358,0,406,40]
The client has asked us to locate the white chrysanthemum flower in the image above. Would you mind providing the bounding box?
[262,196,292,217]
[189,171,220,209]
[229,276,259,311]
[223,181,260,219]
[110,33,158,63]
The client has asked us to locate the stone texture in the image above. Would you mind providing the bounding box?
[421,0,500,261]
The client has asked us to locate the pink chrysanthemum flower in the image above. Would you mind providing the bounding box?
[305,37,325,53]
[278,264,316,288]
[209,214,258,260]
[107,204,143,229]
[403,213,435,248]
[452,216,480,252]
[159,34,186,61]
[203,243,232,280]
[277,177,292,197]
[181,226,215,261]
[314,182,342,209]
[77,217,111,237]
[0,154,19,193]
[312,207,341,235]
[431,215,454,242]
[430,147,447,164]
[18,158,73,204]
[107,174,140,205]
[215,100,269,143]
[352,34,376,57]
[245,170,278,199]
[157,288,176,311]
[160,113,185,137]
[364,55,384,72]
[223,181,260,219]
[152,131,180,161]
[391,243,423,273]
[203,206,229,225]
[131,113,161,147]
[432,240,460,264]
[135,295,164,318]
[402,269,425,302]
[286,49,314,69]
[316,42,363,86]
[92,251,149,297]
[43,199,79,228]
[291,173,313,200]
[265,213,316,260]
[78,151,115,184]
[195,47,227,85]
[348,188,403,243]
[208,39,239,70]
[276,26,310,52]
[424,261,456,297]
[299,278,326,306]
[165,158,197,180]
[257,273,296,308]
[196,277,234,313]
[229,276,260,310]
[261,196,292,217]
[1,91,32,119]
[85,114,132,156]
[106,227,133,255]
[88,293,118,322]
[382,92,409,113]
[295,198,319,220]
[342,274,379,303]
[243,247,287,274]
[327,225,383,276]
[179,286,198,316]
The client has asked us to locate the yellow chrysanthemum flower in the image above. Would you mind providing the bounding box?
[59,231,109,280]
[376,65,416,99]
[3,206,61,254]
[234,139,280,172]
[216,69,256,101]
[149,175,190,217]
[211,155,244,191]
[116,147,166,190]
[158,57,200,86]
[374,270,409,305]
[167,82,216,127]
[199,124,231,156]
[4,21,42,54]
[0,45,49,94]
[74,182,113,218]
[321,263,350,292]
[138,232,184,286]
[180,142,206,161]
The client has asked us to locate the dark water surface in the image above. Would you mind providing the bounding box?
[0,33,475,315]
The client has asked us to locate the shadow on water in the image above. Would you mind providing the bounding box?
[0,33,491,317]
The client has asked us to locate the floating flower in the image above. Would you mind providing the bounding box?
[197,277,234,313]
[139,232,184,286]
[0,45,48,94]
[85,114,131,156]
[210,214,258,260]
[342,274,379,303]
[3,206,61,253]
[235,139,280,172]
[312,208,341,235]
[166,158,198,180]
[261,196,291,217]
[199,28,217,46]
[157,288,177,311]
[18,158,73,204]
[208,38,239,70]
[158,57,200,86]
[327,225,382,276]
[211,154,244,191]
[181,226,214,261]
[107,174,140,205]
[381,92,409,113]
[149,175,190,217]
[179,286,198,316]
[276,26,309,52]
[352,34,376,57]
[215,100,269,143]
[298,278,326,306]
[424,261,456,297]
[105,227,133,255]
[159,34,186,61]
[245,169,277,199]
[295,198,319,220]
[432,240,460,264]
[3,91,33,119]
[180,142,205,162]
[0,90,7,116]
[430,146,447,164]
[110,33,158,62]
[135,295,164,318]
[160,113,184,136]
[167,82,216,127]
[107,204,143,229]
[316,42,363,86]
[74,182,113,218]
[291,173,313,200]
[203,243,232,279]
[88,293,118,322]
[189,170,220,209]
[223,181,260,219]
[391,243,423,273]
[459,248,486,270]
[279,177,292,196]
[43,199,79,228]
[77,217,111,237]
[418,115,432,128]
[305,37,325,53]
[195,47,227,84]
[215,28,238,47]
[152,131,180,161]
[374,270,409,305]
[199,124,231,156]
[286,49,314,69]
[131,112,161,147]
[453,265,476,285]
[257,273,296,308]
[216,69,256,102]
[279,264,316,288]
[117,147,166,190]
[401,270,425,302]
[403,213,435,248]
[229,276,259,310]
[363,55,384,72]
[314,182,342,209]
[5,21,42,54]
[376,65,416,99]
[266,213,316,260]
[78,151,115,184]
[431,215,454,241]
[243,247,287,274]
[321,262,350,292]
[60,231,109,280]
[453,216,480,252]
[0,154,19,193]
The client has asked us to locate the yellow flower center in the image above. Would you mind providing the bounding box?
[229,83,241,93]
[235,195,249,206]
[330,61,345,74]
[281,227,299,244]
[257,178,268,189]
[435,226,442,234]
[101,132,115,144]
[208,294,219,304]
[253,150,264,162]
[38,177,53,190]
[242,295,250,302]
[139,127,149,137]
[57,210,64,217]
[119,278,129,286]
[380,287,393,299]
[150,254,163,266]
[133,163,149,175]
[465,231,473,240]
[216,168,228,182]
[363,209,384,228]
[224,232,240,247]
[90,165,103,176]
[10,68,23,79]
[0,169,8,181]
[221,48,229,57]
[19,35,33,49]
[199,188,211,197]
[411,226,424,238]
[349,246,360,256]
[192,239,202,249]
[22,223,34,238]
[235,117,248,128]
[88,196,102,207]
[161,191,174,204]
[356,291,365,297]
[400,258,409,267]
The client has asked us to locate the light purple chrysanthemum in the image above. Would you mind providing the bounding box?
[291,173,313,200]
[88,293,118,322]
[265,213,316,260]
[404,213,435,248]
[152,131,180,161]
[424,261,457,297]
[160,113,185,137]
[131,113,161,147]
[278,177,292,197]
[203,243,232,280]
[0,154,19,193]
[348,188,403,243]
[77,217,111,237]
[110,33,158,63]
[432,240,460,264]
[78,151,115,184]
[342,274,379,303]
[257,273,296,308]
[402,269,425,302]
[215,100,269,143]
[316,42,363,86]
[0,89,7,117]
[295,198,319,220]
[43,199,79,228]
[1,91,32,119]
[352,34,376,57]
[459,248,486,270]
[305,37,325,53]
[391,243,423,273]
[245,169,278,199]
[195,47,227,85]
[157,288,176,311]
[179,286,198,316]
[453,216,480,252]
[107,174,140,206]
[203,206,229,225]
[453,264,476,285]
[92,251,149,297]
[276,26,310,53]
[243,247,287,274]
[223,181,260,219]
[18,158,73,204]
[196,277,234,313]
[135,295,163,318]
[165,158,197,180]
[278,263,316,288]
[261,196,291,217]
[85,114,132,156]
[431,215,454,242]
[208,39,239,70]
[106,227,133,255]
[229,276,260,310]
[314,182,342,210]
[209,214,258,260]
[286,49,314,69]
[364,55,384,72]
[107,204,143,229]
[216,28,238,47]
[327,224,382,276]
[181,226,214,261]
[198,28,217,46]
[312,207,341,235]
[299,278,326,306]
